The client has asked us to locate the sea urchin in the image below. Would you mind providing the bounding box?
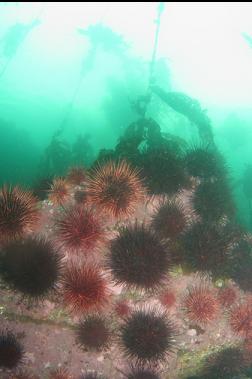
[126,367,160,379]
[218,286,237,308]
[0,185,39,242]
[184,282,220,325]
[120,307,176,364]
[151,198,188,240]
[76,314,111,352]
[0,330,24,369]
[62,262,109,314]
[48,178,70,205]
[229,302,252,337]
[54,205,105,254]
[0,236,62,300]
[49,367,71,379]
[107,223,172,291]
[202,345,249,379]
[87,160,145,218]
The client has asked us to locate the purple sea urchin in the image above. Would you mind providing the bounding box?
[126,367,161,379]
[120,307,176,364]
[184,144,226,180]
[0,330,24,369]
[192,178,235,222]
[151,198,189,240]
[76,314,111,352]
[0,237,62,300]
[202,345,249,379]
[140,145,189,195]
[107,223,172,291]
[181,221,235,277]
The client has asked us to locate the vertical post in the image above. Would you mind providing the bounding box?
[140,2,165,118]
[149,2,165,88]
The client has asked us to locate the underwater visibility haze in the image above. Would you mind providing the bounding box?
[0,2,252,378]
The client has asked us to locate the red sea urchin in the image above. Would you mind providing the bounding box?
[54,205,105,254]
[120,307,177,364]
[48,178,70,205]
[62,262,109,314]
[184,282,220,325]
[159,290,176,309]
[49,367,71,379]
[114,299,131,318]
[229,302,252,337]
[0,185,39,242]
[218,286,237,308]
[0,330,24,369]
[87,160,145,218]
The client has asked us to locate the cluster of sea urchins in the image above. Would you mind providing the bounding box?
[0,134,251,379]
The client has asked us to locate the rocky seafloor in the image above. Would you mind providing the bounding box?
[0,170,252,379]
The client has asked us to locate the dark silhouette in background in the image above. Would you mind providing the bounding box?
[0,18,41,78]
